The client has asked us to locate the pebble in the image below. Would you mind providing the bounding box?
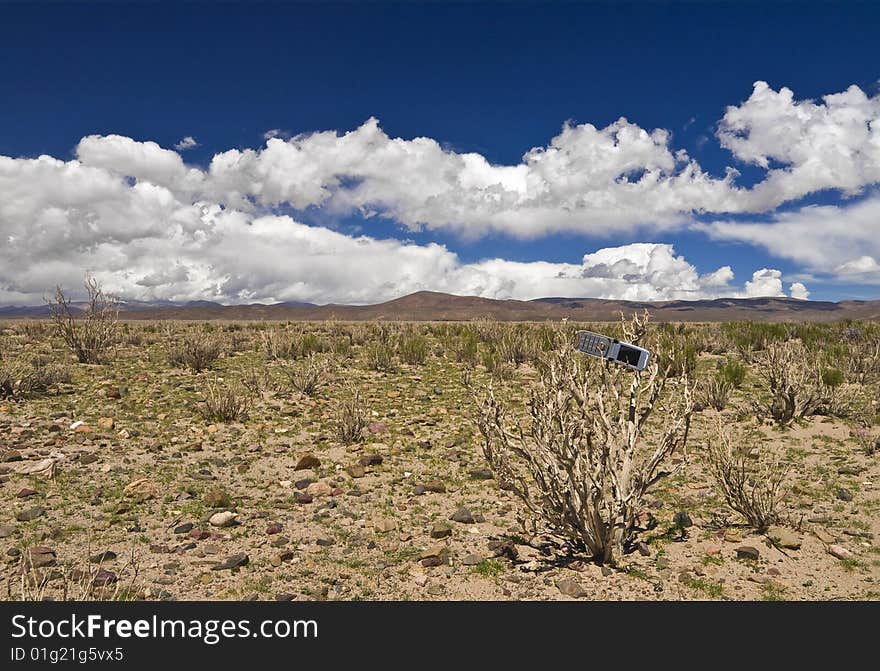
[89,550,117,563]
[836,488,854,502]
[828,544,854,560]
[374,519,397,533]
[462,554,483,566]
[92,568,117,586]
[767,526,802,550]
[0,525,15,538]
[430,523,452,539]
[174,523,194,534]
[27,546,57,568]
[468,468,493,480]
[16,506,45,522]
[266,523,283,535]
[346,465,366,478]
[208,511,238,527]
[557,578,588,598]
[358,454,383,467]
[422,479,446,493]
[450,507,475,524]
[294,454,321,470]
[736,546,760,561]
[306,481,333,497]
[16,488,38,498]
[211,553,249,570]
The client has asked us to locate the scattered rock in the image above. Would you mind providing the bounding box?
[294,454,321,470]
[836,488,853,502]
[813,528,835,544]
[16,506,45,522]
[426,583,445,596]
[295,494,313,505]
[420,545,450,567]
[26,546,56,569]
[469,468,493,480]
[346,465,366,478]
[673,511,693,528]
[266,523,283,535]
[422,479,446,493]
[450,507,475,524]
[208,511,238,527]
[637,542,651,557]
[767,526,802,550]
[16,488,38,498]
[374,519,397,533]
[211,553,249,571]
[305,481,332,498]
[174,523,194,535]
[1,451,22,463]
[294,478,313,490]
[92,568,117,586]
[96,417,115,431]
[487,540,517,560]
[89,550,117,563]
[122,478,157,503]
[462,554,483,566]
[557,578,588,598]
[430,523,452,539]
[0,525,15,538]
[358,454,383,467]
[736,546,760,561]
[828,544,854,561]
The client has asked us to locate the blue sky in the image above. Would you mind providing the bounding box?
[1,1,879,304]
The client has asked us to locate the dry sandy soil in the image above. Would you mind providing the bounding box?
[1,320,878,601]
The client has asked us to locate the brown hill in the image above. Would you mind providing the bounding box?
[109,291,880,322]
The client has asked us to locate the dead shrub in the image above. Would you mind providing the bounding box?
[47,275,118,364]
[168,332,222,372]
[197,381,251,422]
[336,387,367,444]
[282,354,331,397]
[699,375,733,411]
[475,312,692,564]
[753,341,831,425]
[706,425,789,531]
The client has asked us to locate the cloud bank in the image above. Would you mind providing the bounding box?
[5,80,878,304]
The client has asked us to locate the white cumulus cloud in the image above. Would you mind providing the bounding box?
[174,136,199,151]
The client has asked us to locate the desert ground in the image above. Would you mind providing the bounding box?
[1,317,878,601]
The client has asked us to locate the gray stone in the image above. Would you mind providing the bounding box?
[211,553,249,570]
[557,578,588,598]
[767,526,802,550]
[450,507,475,524]
[430,523,452,539]
[736,546,760,561]
[16,506,45,522]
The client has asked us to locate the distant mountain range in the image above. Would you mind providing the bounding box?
[2,291,879,322]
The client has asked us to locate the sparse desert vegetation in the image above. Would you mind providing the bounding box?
[0,316,878,601]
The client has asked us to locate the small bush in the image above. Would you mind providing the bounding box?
[717,358,747,388]
[700,375,732,411]
[168,333,222,372]
[336,388,367,444]
[364,341,396,372]
[198,381,251,422]
[398,333,429,365]
[706,426,788,531]
[282,354,330,397]
[48,276,118,364]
